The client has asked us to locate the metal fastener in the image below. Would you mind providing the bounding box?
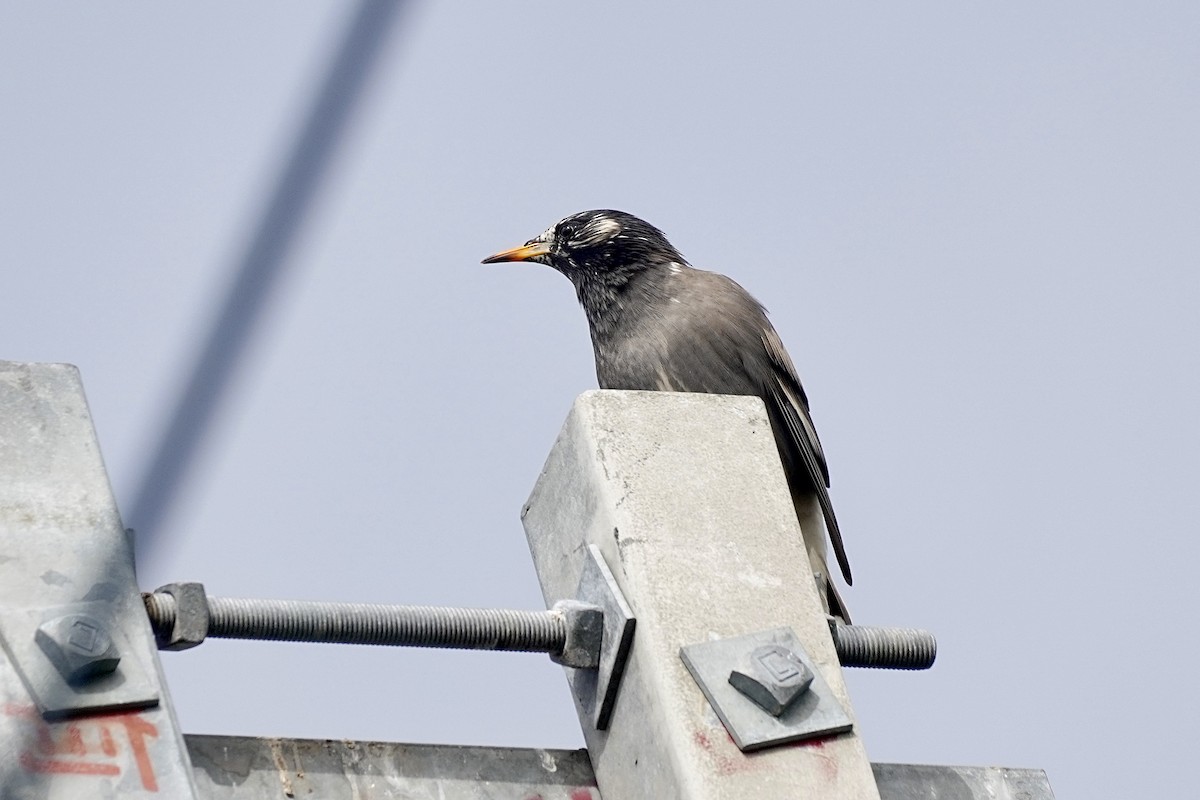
[35,614,121,684]
[830,621,937,670]
[549,600,604,669]
[144,582,210,650]
[728,644,814,716]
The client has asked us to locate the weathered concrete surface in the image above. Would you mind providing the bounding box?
[187,735,599,799]
[873,763,1056,800]
[0,361,199,799]
[185,733,1056,800]
[522,390,880,800]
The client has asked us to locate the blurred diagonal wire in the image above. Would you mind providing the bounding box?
[129,0,409,563]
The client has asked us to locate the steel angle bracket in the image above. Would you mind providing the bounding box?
[563,545,635,730]
[681,626,852,751]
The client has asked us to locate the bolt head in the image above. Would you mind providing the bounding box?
[36,614,121,684]
[728,644,814,716]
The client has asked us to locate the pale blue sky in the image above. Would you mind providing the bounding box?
[1,4,1196,798]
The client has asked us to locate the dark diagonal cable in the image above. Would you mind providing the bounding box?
[129,0,409,562]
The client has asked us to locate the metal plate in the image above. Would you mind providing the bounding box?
[567,545,635,730]
[0,599,159,719]
[680,627,852,751]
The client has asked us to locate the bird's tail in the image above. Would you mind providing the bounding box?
[824,575,852,625]
[793,490,852,623]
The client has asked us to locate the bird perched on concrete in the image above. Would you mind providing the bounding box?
[483,210,852,620]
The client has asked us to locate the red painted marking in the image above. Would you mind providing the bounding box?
[6,703,161,791]
[19,752,120,777]
[786,735,841,781]
[99,725,117,757]
[4,703,38,720]
[100,712,160,792]
[692,727,750,776]
[570,789,597,800]
[34,719,99,759]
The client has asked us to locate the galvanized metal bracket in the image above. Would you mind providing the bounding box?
[680,626,852,751]
[562,544,635,731]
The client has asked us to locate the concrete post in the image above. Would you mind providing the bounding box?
[522,390,880,800]
[0,362,200,798]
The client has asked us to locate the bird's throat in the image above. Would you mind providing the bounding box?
[569,269,629,340]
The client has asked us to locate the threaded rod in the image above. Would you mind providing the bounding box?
[832,623,937,670]
[145,590,936,670]
[144,592,567,653]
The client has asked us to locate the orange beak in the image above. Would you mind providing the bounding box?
[481,241,551,264]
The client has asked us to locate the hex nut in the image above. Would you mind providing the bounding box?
[549,600,603,669]
[152,582,210,651]
[36,614,121,685]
